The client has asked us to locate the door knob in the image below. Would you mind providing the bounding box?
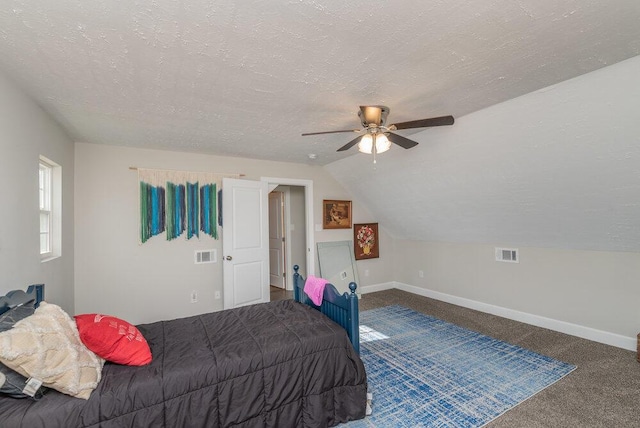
[225,255,232,261]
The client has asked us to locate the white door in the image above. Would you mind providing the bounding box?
[268,191,286,288]
[222,178,269,309]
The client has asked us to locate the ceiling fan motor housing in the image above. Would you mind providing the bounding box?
[359,105,390,127]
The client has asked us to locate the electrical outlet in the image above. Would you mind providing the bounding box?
[365,269,370,277]
[419,270,424,278]
[190,290,198,303]
[214,291,221,299]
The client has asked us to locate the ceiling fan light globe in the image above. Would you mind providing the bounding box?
[358,134,374,153]
[375,134,391,153]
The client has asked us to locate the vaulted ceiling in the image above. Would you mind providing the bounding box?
[1,1,639,252]
[328,55,640,252]
[0,1,639,165]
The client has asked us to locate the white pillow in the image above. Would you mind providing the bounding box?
[0,302,104,399]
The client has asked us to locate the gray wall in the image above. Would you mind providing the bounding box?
[288,186,307,281]
[0,73,75,311]
[392,240,640,347]
[327,55,640,253]
[327,55,640,349]
[6,53,637,351]
[74,143,394,324]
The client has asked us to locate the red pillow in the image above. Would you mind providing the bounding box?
[74,314,152,366]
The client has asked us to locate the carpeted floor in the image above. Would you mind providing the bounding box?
[358,289,640,427]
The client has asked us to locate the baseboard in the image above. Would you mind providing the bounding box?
[364,281,636,351]
[359,282,395,294]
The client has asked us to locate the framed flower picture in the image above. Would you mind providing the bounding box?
[353,223,379,260]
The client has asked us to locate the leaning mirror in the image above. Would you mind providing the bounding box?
[316,240,360,297]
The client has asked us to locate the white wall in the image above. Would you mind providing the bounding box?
[288,186,306,279]
[313,190,396,289]
[0,73,75,311]
[391,240,640,348]
[328,56,640,350]
[74,143,394,324]
[327,55,640,252]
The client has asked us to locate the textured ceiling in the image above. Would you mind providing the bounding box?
[327,55,640,252]
[1,1,639,165]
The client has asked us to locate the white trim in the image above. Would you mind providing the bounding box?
[281,186,293,290]
[39,155,62,262]
[360,281,636,351]
[260,177,315,280]
[359,282,395,294]
[39,161,52,257]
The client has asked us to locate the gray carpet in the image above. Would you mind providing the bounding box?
[358,289,640,428]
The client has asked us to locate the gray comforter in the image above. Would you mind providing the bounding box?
[0,300,367,427]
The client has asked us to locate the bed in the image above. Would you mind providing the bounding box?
[0,270,366,427]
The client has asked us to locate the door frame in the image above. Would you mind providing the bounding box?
[279,186,291,290]
[261,177,315,288]
[268,189,286,289]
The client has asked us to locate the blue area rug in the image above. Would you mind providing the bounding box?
[344,305,576,427]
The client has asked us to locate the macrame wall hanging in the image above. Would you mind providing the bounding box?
[136,168,239,244]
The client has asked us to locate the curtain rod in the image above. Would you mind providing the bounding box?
[129,166,245,177]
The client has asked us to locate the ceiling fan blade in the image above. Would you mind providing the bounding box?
[391,115,454,130]
[387,133,419,149]
[337,136,362,152]
[301,129,359,136]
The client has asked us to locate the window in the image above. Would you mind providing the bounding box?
[39,156,61,261]
[39,161,52,256]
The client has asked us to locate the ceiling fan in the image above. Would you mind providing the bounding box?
[302,106,454,160]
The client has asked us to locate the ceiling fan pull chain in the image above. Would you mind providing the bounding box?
[373,134,378,164]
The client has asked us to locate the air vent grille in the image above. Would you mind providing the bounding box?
[495,247,519,263]
[195,249,217,264]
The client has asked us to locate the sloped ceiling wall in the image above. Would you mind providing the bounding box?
[1,1,639,165]
[326,56,640,253]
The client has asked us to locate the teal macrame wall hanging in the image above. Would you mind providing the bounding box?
[137,168,233,244]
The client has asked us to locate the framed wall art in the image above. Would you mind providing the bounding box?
[323,200,352,229]
[353,223,379,260]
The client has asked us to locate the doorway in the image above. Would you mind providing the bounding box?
[222,177,313,308]
[262,177,314,291]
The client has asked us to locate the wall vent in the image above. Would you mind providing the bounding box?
[195,249,217,264]
[495,247,519,263]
